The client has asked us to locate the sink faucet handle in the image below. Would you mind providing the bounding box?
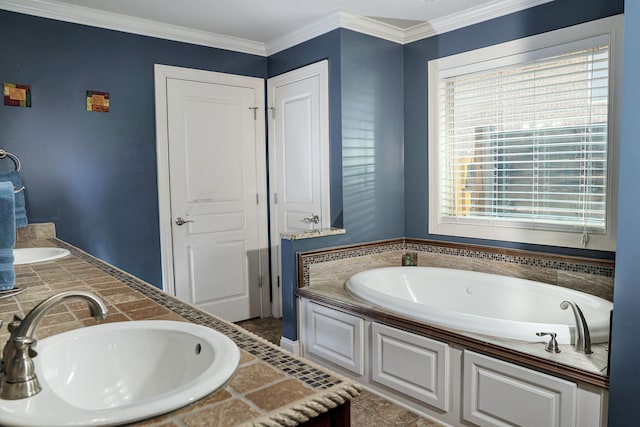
[536,332,561,353]
[2,317,24,367]
[7,316,22,333]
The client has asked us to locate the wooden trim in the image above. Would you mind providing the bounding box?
[297,288,609,390]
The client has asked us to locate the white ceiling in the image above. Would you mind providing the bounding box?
[0,0,553,55]
[47,0,490,42]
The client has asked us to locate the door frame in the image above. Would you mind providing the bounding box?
[267,60,330,317]
[154,64,270,316]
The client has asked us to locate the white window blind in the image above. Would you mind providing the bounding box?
[438,42,609,234]
[428,15,622,251]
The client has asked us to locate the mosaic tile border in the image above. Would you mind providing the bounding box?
[298,238,615,288]
[405,241,614,276]
[298,240,406,288]
[53,239,344,392]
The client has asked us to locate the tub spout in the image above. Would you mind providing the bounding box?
[560,300,592,354]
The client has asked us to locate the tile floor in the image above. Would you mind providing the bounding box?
[236,317,444,427]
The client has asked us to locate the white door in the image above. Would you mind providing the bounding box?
[155,65,269,322]
[267,61,330,317]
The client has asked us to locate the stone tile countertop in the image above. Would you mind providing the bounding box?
[4,229,361,427]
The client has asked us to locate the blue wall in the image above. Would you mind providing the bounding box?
[3,10,637,423]
[0,10,405,340]
[267,30,344,227]
[608,1,640,425]
[404,0,621,260]
[0,10,266,286]
[340,30,404,241]
[274,29,405,340]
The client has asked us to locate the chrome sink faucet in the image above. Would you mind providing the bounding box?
[560,300,592,354]
[0,291,108,400]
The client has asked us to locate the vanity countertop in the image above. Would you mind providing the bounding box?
[3,228,360,427]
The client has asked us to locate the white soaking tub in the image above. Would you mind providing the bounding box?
[345,266,612,344]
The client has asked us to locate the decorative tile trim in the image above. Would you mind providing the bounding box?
[53,239,345,392]
[297,239,405,288]
[298,238,615,288]
[244,382,362,427]
[405,241,615,277]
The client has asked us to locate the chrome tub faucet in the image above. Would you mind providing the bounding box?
[0,291,108,399]
[560,300,592,354]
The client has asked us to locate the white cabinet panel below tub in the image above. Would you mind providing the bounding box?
[463,350,577,427]
[371,322,450,411]
[302,301,366,375]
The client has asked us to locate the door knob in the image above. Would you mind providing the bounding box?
[302,214,320,225]
[175,217,194,226]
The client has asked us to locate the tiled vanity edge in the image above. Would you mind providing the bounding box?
[7,228,362,427]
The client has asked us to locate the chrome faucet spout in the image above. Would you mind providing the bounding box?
[14,291,107,339]
[560,300,592,354]
[0,291,108,400]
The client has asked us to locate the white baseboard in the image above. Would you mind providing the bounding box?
[280,337,300,355]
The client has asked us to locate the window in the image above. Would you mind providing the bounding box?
[428,15,622,251]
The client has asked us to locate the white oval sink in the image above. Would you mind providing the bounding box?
[0,320,240,427]
[13,247,70,265]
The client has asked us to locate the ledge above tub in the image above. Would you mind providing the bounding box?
[281,227,345,240]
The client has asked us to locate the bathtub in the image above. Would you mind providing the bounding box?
[345,267,612,344]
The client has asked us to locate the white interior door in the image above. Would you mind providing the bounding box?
[155,65,268,322]
[267,60,330,317]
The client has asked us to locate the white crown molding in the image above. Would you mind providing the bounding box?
[404,22,438,44]
[0,0,554,57]
[0,0,267,56]
[267,0,554,53]
[407,0,554,43]
[340,11,406,45]
[265,11,342,56]
[265,10,406,56]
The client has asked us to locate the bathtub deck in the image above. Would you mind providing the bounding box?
[298,282,609,389]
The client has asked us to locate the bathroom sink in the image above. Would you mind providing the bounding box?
[13,247,70,265]
[0,320,240,427]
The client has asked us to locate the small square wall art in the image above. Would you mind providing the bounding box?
[3,83,31,107]
[86,90,109,112]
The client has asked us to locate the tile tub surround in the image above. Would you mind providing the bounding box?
[296,238,613,389]
[299,238,614,302]
[4,237,361,427]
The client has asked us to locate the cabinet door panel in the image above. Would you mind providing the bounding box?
[372,323,450,411]
[464,351,577,427]
[303,302,365,375]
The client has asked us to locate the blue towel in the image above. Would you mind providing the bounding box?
[0,181,16,291]
[0,171,27,229]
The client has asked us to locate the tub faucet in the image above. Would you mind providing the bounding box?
[0,291,108,400]
[560,300,592,354]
